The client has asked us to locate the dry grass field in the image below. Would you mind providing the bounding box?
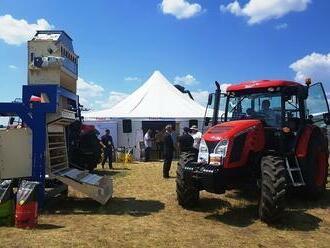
[0,161,329,248]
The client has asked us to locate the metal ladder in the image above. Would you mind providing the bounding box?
[285,155,305,187]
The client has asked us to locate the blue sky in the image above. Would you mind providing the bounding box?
[0,0,329,110]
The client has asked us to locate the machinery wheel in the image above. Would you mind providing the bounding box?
[259,155,287,223]
[176,152,199,208]
[301,129,329,199]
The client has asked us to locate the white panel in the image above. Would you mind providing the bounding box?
[0,129,32,179]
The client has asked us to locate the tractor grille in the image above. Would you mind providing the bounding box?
[229,133,247,163]
[206,141,218,153]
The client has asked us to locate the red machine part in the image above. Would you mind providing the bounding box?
[15,201,38,228]
[295,125,313,158]
[203,120,265,169]
[81,124,96,134]
[227,80,300,92]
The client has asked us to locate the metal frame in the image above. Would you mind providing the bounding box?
[0,84,78,207]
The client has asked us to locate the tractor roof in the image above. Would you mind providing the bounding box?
[226,80,301,92]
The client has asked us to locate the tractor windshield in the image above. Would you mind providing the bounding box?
[226,92,282,127]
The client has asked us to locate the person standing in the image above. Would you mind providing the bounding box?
[178,127,194,154]
[163,125,174,178]
[144,129,153,162]
[190,125,202,154]
[154,130,164,159]
[100,129,114,169]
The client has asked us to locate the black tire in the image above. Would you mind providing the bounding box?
[259,155,287,223]
[300,129,329,199]
[176,152,199,208]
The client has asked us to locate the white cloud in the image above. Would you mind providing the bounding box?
[220,0,311,25]
[160,0,203,19]
[8,65,17,69]
[191,90,209,106]
[0,14,54,45]
[101,91,129,109]
[124,76,141,82]
[77,77,105,107]
[290,53,330,83]
[275,23,288,30]
[174,74,199,86]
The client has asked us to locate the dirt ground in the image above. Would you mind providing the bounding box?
[0,161,329,248]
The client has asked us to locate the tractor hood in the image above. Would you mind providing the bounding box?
[203,120,262,142]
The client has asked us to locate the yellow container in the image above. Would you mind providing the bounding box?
[125,153,133,163]
[116,151,125,163]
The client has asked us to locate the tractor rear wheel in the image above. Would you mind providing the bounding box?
[176,152,199,208]
[301,130,329,199]
[259,155,287,223]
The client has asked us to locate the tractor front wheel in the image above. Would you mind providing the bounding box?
[259,155,287,223]
[176,152,199,208]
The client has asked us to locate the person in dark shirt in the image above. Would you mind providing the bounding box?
[163,125,174,178]
[178,127,194,153]
[100,129,114,169]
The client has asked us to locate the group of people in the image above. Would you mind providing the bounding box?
[144,124,202,178]
[99,125,202,179]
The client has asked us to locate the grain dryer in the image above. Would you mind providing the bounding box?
[0,31,112,207]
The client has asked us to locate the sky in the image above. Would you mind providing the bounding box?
[0,0,330,111]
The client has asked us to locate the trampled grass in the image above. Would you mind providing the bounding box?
[0,162,329,247]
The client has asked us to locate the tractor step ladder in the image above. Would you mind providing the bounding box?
[285,155,305,187]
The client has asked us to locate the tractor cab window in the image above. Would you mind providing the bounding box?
[284,95,300,118]
[306,83,329,122]
[227,92,281,127]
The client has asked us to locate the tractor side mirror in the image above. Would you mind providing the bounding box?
[9,117,15,125]
[207,94,213,106]
[204,117,211,126]
[323,113,330,125]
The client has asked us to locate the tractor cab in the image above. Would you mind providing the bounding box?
[204,80,330,154]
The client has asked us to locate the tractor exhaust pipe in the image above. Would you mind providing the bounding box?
[212,81,221,126]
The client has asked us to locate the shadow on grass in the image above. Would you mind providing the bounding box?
[271,210,322,231]
[203,200,322,230]
[190,198,231,213]
[225,189,259,203]
[205,204,258,227]
[36,224,65,230]
[44,197,164,217]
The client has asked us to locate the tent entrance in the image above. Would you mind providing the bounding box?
[142,121,176,134]
[141,121,177,160]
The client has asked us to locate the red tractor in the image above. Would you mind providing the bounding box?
[176,79,330,223]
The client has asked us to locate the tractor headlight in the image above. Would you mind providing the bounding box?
[198,138,209,163]
[214,140,229,157]
[209,140,228,166]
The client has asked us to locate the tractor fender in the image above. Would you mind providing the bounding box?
[296,125,320,158]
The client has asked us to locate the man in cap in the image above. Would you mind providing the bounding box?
[100,129,114,169]
[190,125,202,151]
[178,127,194,154]
[163,124,174,178]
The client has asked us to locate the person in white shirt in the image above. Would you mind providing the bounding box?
[190,125,202,151]
[144,129,153,161]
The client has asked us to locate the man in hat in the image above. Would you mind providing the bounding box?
[163,124,174,178]
[178,127,194,154]
[144,129,153,162]
[190,125,202,152]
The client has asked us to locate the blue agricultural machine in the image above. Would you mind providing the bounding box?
[0,31,112,207]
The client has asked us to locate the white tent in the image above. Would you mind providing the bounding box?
[85,70,205,119]
[84,70,206,159]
